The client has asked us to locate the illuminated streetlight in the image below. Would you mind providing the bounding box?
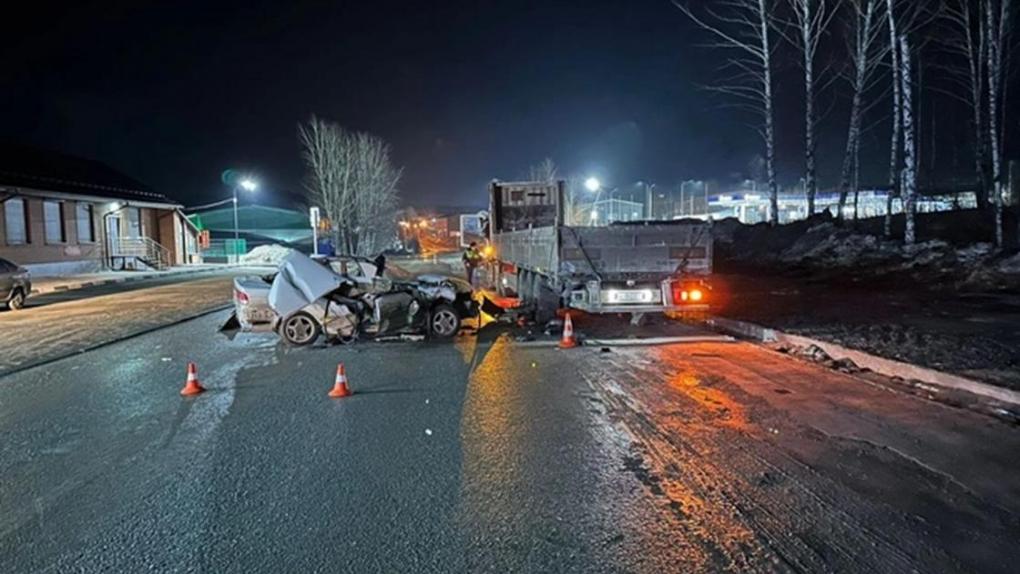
[585,177,601,192]
[233,177,258,243]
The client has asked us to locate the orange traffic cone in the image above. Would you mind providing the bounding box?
[180,362,206,396]
[559,312,579,349]
[328,363,353,398]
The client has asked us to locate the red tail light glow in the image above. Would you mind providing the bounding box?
[671,281,707,305]
[235,290,249,304]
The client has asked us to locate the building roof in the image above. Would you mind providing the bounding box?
[0,143,176,205]
[188,205,313,244]
[188,205,310,231]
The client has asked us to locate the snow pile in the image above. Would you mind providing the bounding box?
[955,243,995,264]
[778,224,893,267]
[998,253,1020,274]
[240,244,293,266]
[895,240,953,270]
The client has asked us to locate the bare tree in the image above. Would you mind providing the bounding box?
[899,34,919,245]
[299,116,354,251]
[529,158,558,183]
[349,132,402,255]
[788,0,838,217]
[298,117,402,256]
[943,0,991,210]
[984,0,1012,248]
[675,0,781,225]
[837,0,890,221]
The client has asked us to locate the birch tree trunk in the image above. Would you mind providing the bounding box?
[804,64,817,218]
[945,0,990,210]
[885,0,902,238]
[790,0,833,218]
[761,0,779,226]
[838,0,884,222]
[984,0,1011,248]
[899,34,918,246]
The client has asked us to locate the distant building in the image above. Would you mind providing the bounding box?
[591,198,643,224]
[705,190,978,224]
[0,144,199,275]
[187,205,313,246]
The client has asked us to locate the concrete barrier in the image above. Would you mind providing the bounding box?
[708,316,1020,408]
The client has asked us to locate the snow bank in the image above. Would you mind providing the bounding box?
[240,244,294,266]
[778,224,895,267]
[998,253,1020,274]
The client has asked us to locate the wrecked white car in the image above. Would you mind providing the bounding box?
[228,252,476,345]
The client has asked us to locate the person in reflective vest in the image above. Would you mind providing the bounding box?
[462,242,483,285]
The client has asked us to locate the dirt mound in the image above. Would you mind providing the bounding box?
[719,211,1020,292]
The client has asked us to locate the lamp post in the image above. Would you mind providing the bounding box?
[233,178,257,242]
[583,177,619,225]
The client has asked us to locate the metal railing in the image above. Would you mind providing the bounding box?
[199,239,247,263]
[113,237,170,270]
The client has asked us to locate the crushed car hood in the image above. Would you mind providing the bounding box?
[411,274,465,302]
[269,251,348,318]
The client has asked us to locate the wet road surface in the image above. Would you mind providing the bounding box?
[1,311,1018,573]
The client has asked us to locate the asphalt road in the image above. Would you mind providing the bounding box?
[1,308,1018,573]
[0,269,260,375]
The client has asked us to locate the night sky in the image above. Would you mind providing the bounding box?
[2,1,1014,209]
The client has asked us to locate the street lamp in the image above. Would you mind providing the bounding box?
[585,177,601,192]
[233,178,258,242]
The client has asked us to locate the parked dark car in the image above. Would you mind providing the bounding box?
[0,257,31,310]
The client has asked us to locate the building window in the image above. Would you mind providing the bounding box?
[4,198,28,245]
[76,202,95,242]
[44,200,66,243]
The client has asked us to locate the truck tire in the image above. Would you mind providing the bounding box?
[534,279,559,324]
[518,269,532,303]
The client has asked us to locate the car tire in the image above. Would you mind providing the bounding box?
[428,303,461,339]
[280,311,320,346]
[8,289,25,311]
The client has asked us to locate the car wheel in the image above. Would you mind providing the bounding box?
[8,289,25,311]
[281,311,320,346]
[429,304,461,338]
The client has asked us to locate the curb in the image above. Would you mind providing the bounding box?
[512,334,735,348]
[707,316,1020,408]
[30,265,235,296]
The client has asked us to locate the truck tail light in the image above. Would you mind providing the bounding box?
[670,281,706,304]
[235,290,249,304]
[671,281,686,304]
